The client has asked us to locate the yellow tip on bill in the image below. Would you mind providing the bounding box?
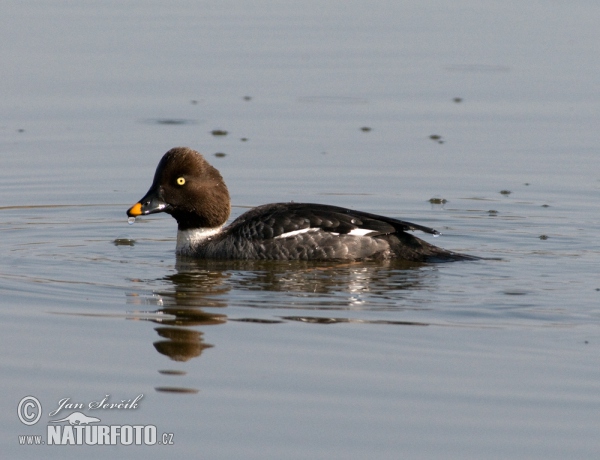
[127,202,143,216]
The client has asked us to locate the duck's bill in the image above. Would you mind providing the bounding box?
[126,189,169,217]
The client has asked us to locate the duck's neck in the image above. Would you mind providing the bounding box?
[176,227,223,255]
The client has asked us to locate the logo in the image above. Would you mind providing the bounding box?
[49,412,101,425]
[17,394,174,447]
[17,396,42,426]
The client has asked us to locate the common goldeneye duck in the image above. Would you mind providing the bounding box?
[127,147,475,261]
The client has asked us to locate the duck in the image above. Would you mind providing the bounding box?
[126,147,475,261]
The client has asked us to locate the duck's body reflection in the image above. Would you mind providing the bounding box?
[128,258,436,391]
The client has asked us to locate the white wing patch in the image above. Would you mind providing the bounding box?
[274,228,314,239]
[347,228,376,237]
[274,227,376,239]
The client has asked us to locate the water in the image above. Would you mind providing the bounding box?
[2,1,600,458]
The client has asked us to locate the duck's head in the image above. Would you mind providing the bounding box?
[127,147,231,230]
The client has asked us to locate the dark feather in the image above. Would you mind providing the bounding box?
[227,202,440,240]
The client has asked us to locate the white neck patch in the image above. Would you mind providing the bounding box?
[176,227,222,255]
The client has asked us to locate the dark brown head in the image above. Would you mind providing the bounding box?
[127,147,231,230]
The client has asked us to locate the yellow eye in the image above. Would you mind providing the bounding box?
[176,177,185,186]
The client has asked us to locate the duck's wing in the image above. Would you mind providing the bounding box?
[226,202,440,240]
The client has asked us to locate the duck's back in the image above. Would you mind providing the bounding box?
[184,203,472,261]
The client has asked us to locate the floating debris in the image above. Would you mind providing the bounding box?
[155,119,189,125]
[211,129,228,136]
[500,190,512,196]
[504,290,528,296]
[243,96,252,101]
[428,198,448,204]
[158,370,187,376]
[113,237,135,246]
[360,126,372,132]
[488,210,498,216]
[214,152,226,158]
[142,118,197,126]
[453,97,463,103]
[240,137,248,142]
[539,235,549,240]
[429,134,444,144]
[155,387,199,394]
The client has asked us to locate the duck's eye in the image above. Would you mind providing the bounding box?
[176,177,186,186]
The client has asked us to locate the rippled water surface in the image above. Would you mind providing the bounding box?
[2,1,600,459]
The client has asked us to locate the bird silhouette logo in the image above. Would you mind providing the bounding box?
[49,411,101,425]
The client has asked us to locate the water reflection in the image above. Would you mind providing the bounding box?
[153,327,213,362]
[170,257,432,307]
[281,316,428,326]
[145,268,229,364]
[147,257,432,326]
[129,258,435,388]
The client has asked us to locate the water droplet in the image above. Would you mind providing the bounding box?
[128,217,136,225]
